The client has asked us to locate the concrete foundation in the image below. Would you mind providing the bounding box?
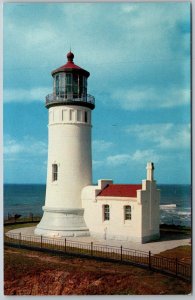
[35,207,89,237]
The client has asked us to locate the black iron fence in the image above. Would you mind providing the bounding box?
[4,232,191,281]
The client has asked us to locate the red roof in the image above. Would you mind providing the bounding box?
[52,51,90,77]
[97,184,142,198]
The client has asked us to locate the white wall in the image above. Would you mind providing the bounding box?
[82,177,160,243]
[45,105,92,209]
[139,180,160,242]
[35,104,92,237]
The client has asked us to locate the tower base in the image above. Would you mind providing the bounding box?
[34,206,90,237]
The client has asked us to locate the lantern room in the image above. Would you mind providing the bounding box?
[45,51,95,110]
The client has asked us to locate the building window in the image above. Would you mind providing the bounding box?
[52,164,58,182]
[124,205,131,220]
[103,205,110,221]
[84,111,88,123]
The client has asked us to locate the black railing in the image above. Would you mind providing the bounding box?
[4,232,191,281]
[45,93,95,107]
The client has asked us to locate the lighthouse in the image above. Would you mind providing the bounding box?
[35,52,95,237]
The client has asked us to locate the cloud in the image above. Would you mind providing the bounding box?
[4,141,23,155]
[4,87,50,103]
[106,154,131,166]
[126,123,191,149]
[92,140,113,152]
[93,149,161,169]
[131,150,160,163]
[121,4,138,14]
[111,87,190,111]
[106,149,161,166]
[4,3,190,72]
[3,3,191,184]
[92,160,104,168]
[4,135,47,158]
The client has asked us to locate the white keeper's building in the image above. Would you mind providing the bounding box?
[35,52,160,243]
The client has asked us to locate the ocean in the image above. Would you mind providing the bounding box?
[3,184,191,227]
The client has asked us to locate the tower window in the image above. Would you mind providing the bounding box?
[84,111,88,123]
[52,164,58,181]
[124,205,131,220]
[103,205,110,221]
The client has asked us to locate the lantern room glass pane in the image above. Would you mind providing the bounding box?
[73,74,78,96]
[66,74,72,84]
[53,73,89,100]
[65,73,72,97]
[79,75,83,97]
[66,86,72,93]
[56,75,59,96]
[60,74,65,96]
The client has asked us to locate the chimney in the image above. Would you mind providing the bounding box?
[146,162,154,181]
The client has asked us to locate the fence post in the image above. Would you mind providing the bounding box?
[91,242,93,256]
[176,258,178,277]
[120,245,123,261]
[41,235,42,248]
[19,232,21,247]
[65,238,66,252]
[149,251,151,270]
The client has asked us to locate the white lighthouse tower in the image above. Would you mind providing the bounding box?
[35,51,95,237]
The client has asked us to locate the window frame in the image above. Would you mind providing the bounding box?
[103,204,110,221]
[52,164,58,182]
[124,205,131,221]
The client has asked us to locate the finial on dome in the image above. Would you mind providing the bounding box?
[67,51,74,62]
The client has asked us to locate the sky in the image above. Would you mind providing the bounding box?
[3,2,191,184]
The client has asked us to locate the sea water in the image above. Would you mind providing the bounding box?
[159,184,191,227]
[3,184,191,227]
